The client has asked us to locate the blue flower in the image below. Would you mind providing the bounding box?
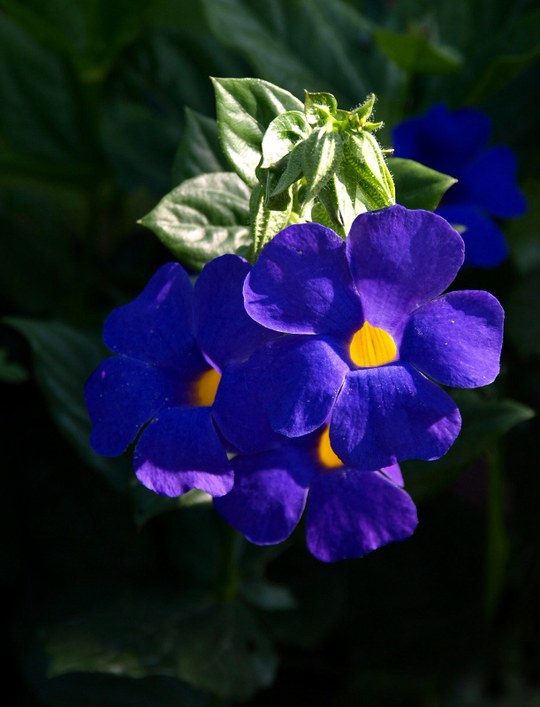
[392,103,527,267]
[85,255,277,497]
[214,425,418,562]
[230,205,504,471]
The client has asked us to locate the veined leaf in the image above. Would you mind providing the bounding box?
[139,172,251,270]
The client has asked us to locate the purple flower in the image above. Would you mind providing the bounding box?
[392,104,527,267]
[85,255,276,497]
[214,424,418,562]
[239,204,504,471]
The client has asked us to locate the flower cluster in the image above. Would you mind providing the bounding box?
[393,104,526,267]
[86,204,504,561]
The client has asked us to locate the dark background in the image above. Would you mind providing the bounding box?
[2,1,540,705]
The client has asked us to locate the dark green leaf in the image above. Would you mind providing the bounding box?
[506,268,540,358]
[5,318,130,491]
[389,157,457,211]
[202,0,371,104]
[405,391,535,499]
[374,27,462,74]
[172,108,226,186]
[0,347,28,383]
[175,601,278,700]
[139,172,251,271]
[41,591,207,679]
[212,76,302,187]
[507,180,540,274]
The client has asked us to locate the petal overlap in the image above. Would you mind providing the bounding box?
[85,356,181,456]
[244,222,362,337]
[214,446,313,545]
[305,469,418,562]
[330,363,462,470]
[134,407,233,497]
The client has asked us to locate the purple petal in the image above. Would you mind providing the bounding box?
[305,469,418,562]
[451,147,527,219]
[214,445,314,545]
[392,104,491,176]
[85,356,180,456]
[249,336,349,437]
[104,263,198,369]
[212,361,282,454]
[244,222,362,338]
[436,205,508,267]
[380,464,404,487]
[347,205,465,336]
[194,255,279,370]
[134,407,233,497]
[330,363,462,469]
[401,290,504,387]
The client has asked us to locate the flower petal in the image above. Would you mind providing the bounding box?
[249,336,349,437]
[134,407,233,497]
[214,445,314,545]
[436,204,508,267]
[451,146,527,219]
[392,103,491,176]
[380,464,404,487]
[347,205,464,335]
[244,222,362,337]
[331,363,461,469]
[104,263,198,369]
[212,361,282,454]
[401,290,504,387]
[305,470,418,561]
[194,254,279,370]
[85,356,180,456]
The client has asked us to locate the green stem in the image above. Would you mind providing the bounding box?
[216,523,243,602]
[484,445,510,621]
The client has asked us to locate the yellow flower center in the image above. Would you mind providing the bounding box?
[192,367,221,407]
[349,321,397,368]
[317,426,343,469]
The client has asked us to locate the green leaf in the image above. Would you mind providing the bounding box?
[172,108,227,185]
[240,579,297,611]
[506,268,540,358]
[374,27,462,74]
[304,91,338,125]
[211,76,303,187]
[250,184,294,259]
[301,128,342,208]
[139,172,251,271]
[41,591,208,680]
[260,111,310,168]
[202,0,371,104]
[405,391,535,499]
[4,318,130,491]
[175,601,278,700]
[0,347,28,383]
[269,140,306,198]
[388,157,457,211]
[507,180,540,274]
